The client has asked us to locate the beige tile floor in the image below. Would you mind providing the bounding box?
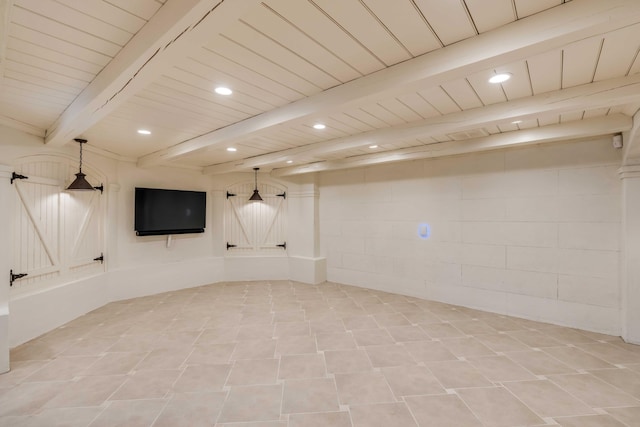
[1,280,640,426]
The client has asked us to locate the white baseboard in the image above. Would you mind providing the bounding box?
[8,274,107,347]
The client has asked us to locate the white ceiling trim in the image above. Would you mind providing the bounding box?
[44,0,259,147]
[137,0,640,169]
[203,73,640,174]
[271,114,632,176]
[0,115,45,138]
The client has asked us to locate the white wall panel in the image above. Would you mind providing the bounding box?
[225,180,287,254]
[502,269,558,299]
[320,137,622,335]
[557,195,621,223]
[506,246,559,274]
[505,197,558,222]
[556,248,618,280]
[461,265,558,299]
[559,222,620,251]
[463,222,558,247]
[558,275,618,308]
[462,199,506,221]
[461,243,506,268]
[10,156,106,293]
[558,165,621,196]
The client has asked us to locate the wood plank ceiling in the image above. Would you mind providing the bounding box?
[1,0,640,175]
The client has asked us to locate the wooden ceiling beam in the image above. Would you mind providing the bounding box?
[271,114,632,176]
[138,0,640,168]
[44,0,257,147]
[203,73,640,174]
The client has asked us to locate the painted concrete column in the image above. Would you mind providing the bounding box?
[287,175,326,284]
[0,165,15,373]
[211,189,226,258]
[105,183,120,271]
[620,165,640,344]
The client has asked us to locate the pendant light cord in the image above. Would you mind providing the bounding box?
[78,141,83,173]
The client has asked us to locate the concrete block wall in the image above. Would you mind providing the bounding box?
[319,137,623,334]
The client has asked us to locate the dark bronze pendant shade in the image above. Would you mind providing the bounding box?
[249,167,263,201]
[67,138,103,192]
[67,170,95,190]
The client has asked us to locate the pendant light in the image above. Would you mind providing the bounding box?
[249,167,263,201]
[67,138,95,191]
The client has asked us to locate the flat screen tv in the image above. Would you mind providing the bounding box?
[134,187,206,236]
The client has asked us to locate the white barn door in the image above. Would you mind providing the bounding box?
[225,181,287,254]
[10,156,105,292]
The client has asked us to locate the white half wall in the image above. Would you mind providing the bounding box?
[9,274,108,347]
[289,256,327,285]
[319,137,624,335]
[1,125,327,349]
[0,165,15,373]
[8,257,226,347]
[223,256,289,282]
[107,257,225,302]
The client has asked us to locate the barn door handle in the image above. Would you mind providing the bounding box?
[276,242,287,250]
[93,253,104,263]
[10,270,28,286]
[226,242,237,250]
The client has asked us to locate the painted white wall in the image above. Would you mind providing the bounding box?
[5,122,629,346]
[0,165,14,373]
[620,165,640,344]
[319,137,623,335]
[0,125,325,347]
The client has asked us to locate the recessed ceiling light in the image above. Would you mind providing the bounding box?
[511,120,523,124]
[137,129,151,135]
[313,123,326,130]
[369,145,378,149]
[226,147,237,152]
[215,87,233,95]
[489,73,512,84]
[286,160,293,164]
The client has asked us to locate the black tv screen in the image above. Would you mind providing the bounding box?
[134,187,206,236]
